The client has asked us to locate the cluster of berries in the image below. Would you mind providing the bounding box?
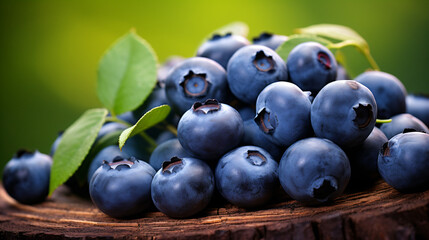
[3,31,429,219]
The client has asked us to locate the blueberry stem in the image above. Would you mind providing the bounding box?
[105,116,132,127]
[376,119,392,124]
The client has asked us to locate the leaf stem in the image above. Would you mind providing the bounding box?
[163,121,178,136]
[364,49,380,71]
[376,119,392,124]
[105,116,132,127]
[139,131,158,150]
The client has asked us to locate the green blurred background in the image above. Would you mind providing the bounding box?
[1,0,429,170]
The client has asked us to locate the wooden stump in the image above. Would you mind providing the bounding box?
[0,181,428,239]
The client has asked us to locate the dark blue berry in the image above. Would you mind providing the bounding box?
[406,94,429,127]
[279,138,351,205]
[287,41,338,95]
[255,81,312,148]
[252,32,288,50]
[215,146,278,208]
[2,150,52,204]
[178,99,244,162]
[89,157,155,218]
[311,80,377,147]
[227,45,288,105]
[87,145,130,183]
[165,57,231,115]
[151,157,214,218]
[378,131,429,192]
[149,138,192,171]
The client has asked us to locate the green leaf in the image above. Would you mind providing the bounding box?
[207,21,249,39]
[296,24,367,49]
[119,105,171,150]
[97,30,158,115]
[49,108,108,195]
[276,34,332,61]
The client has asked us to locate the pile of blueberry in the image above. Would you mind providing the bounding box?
[3,31,429,219]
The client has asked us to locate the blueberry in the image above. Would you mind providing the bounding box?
[241,119,285,161]
[255,81,312,148]
[197,33,250,69]
[165,57,231,115]
[155,130,177,145]
[89,156,155,218]
[346,127,388,186]
[311,80,377,147]
[149,138,192,171]
[227,45,288,105]
[252,32,288,50]
[378,131,429,192]
[287,41,338,95]
[2,150,52,204]
[178,99,244,162]
[151,157,214,218]
[380,113,429,139]
[355,71,407,119]
[406,94,429,127]
[215,146,278,208]
[87,145,130,183]
[279,138,351,205]
[236,105,256,121]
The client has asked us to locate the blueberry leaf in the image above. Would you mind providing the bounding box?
[119,105,171,150]
[276,34,332,61]
[97,30,158,116]
[295,24,379,70]
[49,108,108,195]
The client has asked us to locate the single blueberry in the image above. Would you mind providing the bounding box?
[89,156,156,218]
[2,150,52,204]
[178,99,244,162]
[406,94,429,127]
[287,41,338,95]
[165,57,231,115]
[149,138,192,171]
[279,138,351,205]
[87,145,130,183]
[311,80,377,147]
[215,146,278,208]
[255,81,313,148]
[151,157,214,218]
[227,45,288,105]
[378,131,429,192]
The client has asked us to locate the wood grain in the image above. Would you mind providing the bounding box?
[0,181,428,239]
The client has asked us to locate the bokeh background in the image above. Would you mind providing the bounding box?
[1,0,429,171]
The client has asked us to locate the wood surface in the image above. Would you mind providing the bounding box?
[0,181,428,239]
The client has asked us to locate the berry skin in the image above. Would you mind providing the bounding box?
[178,99,244,162]
[165,57,231,115]
[227,45,288,105]
[215,146,278,208]
[380,113,429,139]
[196,33,250,69]
[406,94,429,127]
[87,145,130,183]
[311,80,377,147]
[252,32,288,50]
[346,127,388,186]
[149,138,192,171]
[287,41,338,95]
[355,71,407,119]
[279,138,351,205]
[336,64,350,80]
[157,56,185,88]
[241,119,285,161]
[255,81,312,148]
[2,150,52,204]
[89,157,155,218]
[151,157,214,218]
[378,131,429,192]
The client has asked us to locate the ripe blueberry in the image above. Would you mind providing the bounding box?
[252,32,288,50]
[380,113,429,139]
[406,94,429,127]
